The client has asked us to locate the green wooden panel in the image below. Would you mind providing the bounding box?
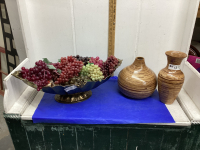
[178,126,195,150]
[59,126,77,150]
[94,128,110,150]
[110,129,127,150]
[127,128,147,150]
[24,125,46,150]
[43,126,62,150]
[160,129,182,150]
[142,129,164,150]
[190,125,200,150]
[5,119,200,150]
[76,127,93,150]
[5,119,30,150]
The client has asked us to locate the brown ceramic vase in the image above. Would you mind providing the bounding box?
[118,57,157,99]
[158,51,187,104]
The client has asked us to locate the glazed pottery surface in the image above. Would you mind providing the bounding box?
[158,51,187,104]
[118,57,157,99]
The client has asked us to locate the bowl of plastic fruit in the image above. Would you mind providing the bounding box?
[12,55,122,103]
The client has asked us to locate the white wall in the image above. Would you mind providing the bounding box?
[16,0,108,64]
[5,0,199,76]
[115,0,194,75]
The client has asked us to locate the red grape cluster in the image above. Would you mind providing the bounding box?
[55,56,83,84]
[89,56,103,68]
[101,56,119,78]
[49,62,60,81]
[21,60,52,91]
[52,62,59,68]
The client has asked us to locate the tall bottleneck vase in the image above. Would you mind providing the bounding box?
[158,51,187,104]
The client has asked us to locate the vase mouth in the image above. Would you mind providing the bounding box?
[165,51,187,58]
[136,57,144,60]
[132,57,146,67]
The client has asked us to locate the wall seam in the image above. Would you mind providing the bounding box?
[70,0,77,56]
[134,0,143,58]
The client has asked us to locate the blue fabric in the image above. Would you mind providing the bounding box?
[33,77,175,124]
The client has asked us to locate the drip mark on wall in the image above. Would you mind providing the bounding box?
[75,127,79,150]
[126,129,129,150]
[58,131,63,150]
[110,129,112,150]
[25,129,32,150]
[93,128,95,149]
[42,129,47,150]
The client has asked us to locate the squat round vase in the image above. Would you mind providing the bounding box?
[118,57,157,99]
[158,51,187,104]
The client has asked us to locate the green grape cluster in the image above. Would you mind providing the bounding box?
[80,65,89,76]
[68,76,88,87]
[81,64,104,81]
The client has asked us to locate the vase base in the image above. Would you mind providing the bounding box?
[55,91,92,104]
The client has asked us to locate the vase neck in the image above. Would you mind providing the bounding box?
[165,51,187,68]
[166,56,185,66]
[131,57,146,69]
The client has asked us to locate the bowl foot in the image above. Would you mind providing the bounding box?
[54,91,92,103]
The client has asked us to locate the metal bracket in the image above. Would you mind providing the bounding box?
[3,113,21,120]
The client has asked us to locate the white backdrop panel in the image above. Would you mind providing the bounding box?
[114,0,140,75]
[73,0,108,60]
[15,0,198,76]
[115,0,192,75]
[22,0,74,64]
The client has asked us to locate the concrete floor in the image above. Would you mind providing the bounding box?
[0,95,15,150]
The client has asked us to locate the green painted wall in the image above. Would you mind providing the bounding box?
[5,119,200,150]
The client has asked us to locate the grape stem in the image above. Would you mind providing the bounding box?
[44,70,51,79]
[53,70,60,75]
[44,70,46,79]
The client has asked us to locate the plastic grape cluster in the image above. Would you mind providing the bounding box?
[55,56,83,84]
[19,55,120,91]
[69,76,88,85]
[89,56,103,68]
[101,56,119,78]
[83,63,104,81]
[52,62,59,68]
[74,55,90,66]
[80,65,89,77]
[48,62,60,82]
[21,60,52,91]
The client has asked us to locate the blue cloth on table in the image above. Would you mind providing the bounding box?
[33,77,175,124]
